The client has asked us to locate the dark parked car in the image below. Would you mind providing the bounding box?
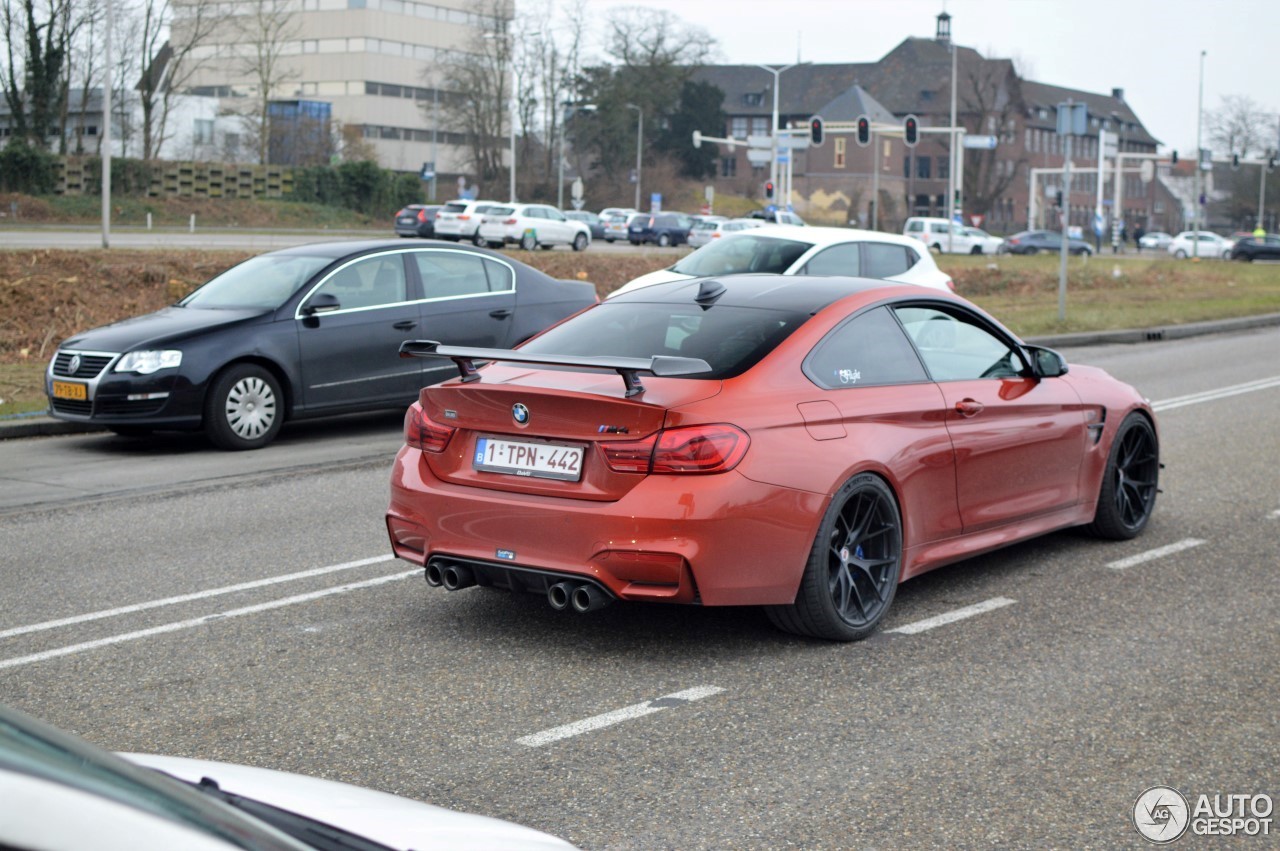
[46,240,598,450]
[394,204,442,238]
[628,212,694,247]
[1002,230,1094,256]
[1229,235,1280,262]
[564,210,606,240]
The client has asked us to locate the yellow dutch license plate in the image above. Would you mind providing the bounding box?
[52,380,88,401]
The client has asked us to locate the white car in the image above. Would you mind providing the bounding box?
[903,216,992,254]
[608,226,954,298]
[478,203,591,251]
[433,199,501,244]
[0,703,577,851]
[961,227,1005,255]
[1138,231,1173,250]
[1167,231,1233,259]
[687,217,764,248]
[601,212,632,243]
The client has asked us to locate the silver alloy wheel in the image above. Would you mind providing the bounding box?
[224,375,277,440]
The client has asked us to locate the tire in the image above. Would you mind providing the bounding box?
[930,243,942,254]
[657,233,671,247]
[970,246,983,255]
[766,473,902,641]
[1174,249,1187,259]
[1081,413,1159,540]
[519,233,537,251]
[1024,246,1039,255]
[204,363,283,451]
[572,232,588,252]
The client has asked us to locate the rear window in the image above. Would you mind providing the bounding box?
[487,206,516,216]
[670,234,811,278]
[441,203,468,213]
[520,302,809,379]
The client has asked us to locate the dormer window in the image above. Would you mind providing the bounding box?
[921,90,934,101]
[743,93,763,107]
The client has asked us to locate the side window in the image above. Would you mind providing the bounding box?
[894,305,1026,382]
[806,306,928,388]
[312,255,407,310]
[482,258,514,292]
[547,208,566,222]
[802,243,861,276]
[906,221,922,234]
[863,243,912,278]
[412,251,498,299]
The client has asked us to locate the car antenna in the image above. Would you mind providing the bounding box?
[694,279,726,308]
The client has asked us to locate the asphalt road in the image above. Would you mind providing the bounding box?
[1,327,1277,849]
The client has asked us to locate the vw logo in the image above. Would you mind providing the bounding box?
[512,403,530,425]
[68,354,82,375]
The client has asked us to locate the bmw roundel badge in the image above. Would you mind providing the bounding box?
[512,403,530,425]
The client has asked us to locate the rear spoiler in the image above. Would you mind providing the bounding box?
[399,340,712,398]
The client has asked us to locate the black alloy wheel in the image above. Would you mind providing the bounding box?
[1082,413,1159,539]
[767,473,902,641]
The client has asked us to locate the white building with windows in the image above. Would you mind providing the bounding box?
[172,0,510,180]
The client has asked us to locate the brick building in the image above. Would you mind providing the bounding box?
[694,13,1184,236]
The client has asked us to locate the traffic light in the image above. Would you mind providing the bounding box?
[856,115,871,147]
[1170,150,1178,165]
[764,181,775,199]
[808,115,824,147]
[1055,190,1064,208]
[1232,153,1240,170]
[1269,156,1277,172]
[903,114,919,148]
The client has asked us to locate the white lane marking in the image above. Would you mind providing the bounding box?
[1152,376,1280,412]
[0,555,396,640]
[1106,538,1207,570]
[0,569,418,670]
[886,597,1016,635]
[517,686,726,748]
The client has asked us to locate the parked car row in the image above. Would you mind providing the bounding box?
[904,217,1005,255]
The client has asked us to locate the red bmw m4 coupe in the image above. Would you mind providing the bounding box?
[386,275,1159,641]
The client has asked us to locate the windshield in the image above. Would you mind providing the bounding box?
[0,707,302,850]
[671,234,812,278]
[521,302,808,379]
[179,255,332,311]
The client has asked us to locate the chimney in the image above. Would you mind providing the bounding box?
[1112,87,1125,102]
[935,11,951,43]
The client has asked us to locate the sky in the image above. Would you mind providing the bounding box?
[580,0,1280,157]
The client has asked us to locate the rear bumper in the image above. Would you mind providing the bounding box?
[386,446,826,606]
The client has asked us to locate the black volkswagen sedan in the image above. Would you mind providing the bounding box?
[46,240,597,450]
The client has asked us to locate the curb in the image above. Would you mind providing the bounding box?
[4,312,1278,441]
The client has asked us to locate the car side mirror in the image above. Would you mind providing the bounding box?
[301,292,341,316]
[1026,346,1068,378]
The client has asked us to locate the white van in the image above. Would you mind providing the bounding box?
[904,216,989,254]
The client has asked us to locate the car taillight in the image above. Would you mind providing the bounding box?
[601,425,749,474]
[458,214,471,220]
[417,209,428,222]
[504,218,518,225]
[943,276,955,292]
[1009,237,1020,245]
[404,404,455,452]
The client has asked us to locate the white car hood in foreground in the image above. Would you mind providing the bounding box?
[123,753,577,851]
[608,267,690,297]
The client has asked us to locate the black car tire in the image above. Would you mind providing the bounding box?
[1024,246,1038,255]
[1175,249,1187,259]
[1080,413,1159,540]
[572,233,588,252]
[204,363,283,451]
[766,473,902,641]
[657,233,671,247]
[520,233,538,251]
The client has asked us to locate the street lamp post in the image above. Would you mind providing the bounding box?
[626,103,643,210]
[753,63,797,204]
[557,102,596,209]
[1193,49,1206,257]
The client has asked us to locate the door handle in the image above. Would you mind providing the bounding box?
[489,309,513,319]
[955,398,985,417]
[393,321,417,330]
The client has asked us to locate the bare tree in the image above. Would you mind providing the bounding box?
[137,0,224,160]
[235,0,300,163]
[958,55,1026,218]
[2,0,76,150]
[1207,95,1275,159]
[435,1,512,188]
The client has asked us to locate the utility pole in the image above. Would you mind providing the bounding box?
[1193,50,1206,258]
[754,63,797,205]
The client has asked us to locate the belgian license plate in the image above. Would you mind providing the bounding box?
[397,216,415,224]
[474,437,584,481]
[52,380,88,401]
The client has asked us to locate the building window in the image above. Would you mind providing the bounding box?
[937,156,949,180]
[917,156,931,179]
[731,117,747,139]
[834,137,846,169]
[193,119,214,145]
[721,157,736,178]
[750,117,769,137]
[743,93,763,107]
